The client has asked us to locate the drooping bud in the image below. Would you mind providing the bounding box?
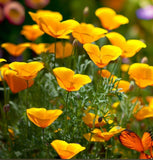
[3,104,10,112]
[83,6,89,17]
[141,56,148,64]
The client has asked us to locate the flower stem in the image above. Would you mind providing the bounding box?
[54,38,57,68]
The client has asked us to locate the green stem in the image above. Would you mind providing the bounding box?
[54,38,57,68]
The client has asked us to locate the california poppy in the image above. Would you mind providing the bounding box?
[1,43,30,57]
[119,129,153,159]
[84,126,124,142]
[21,24,44,41]
[26,108,63,128]
[9,61,44,80]
[51,140,86,159]
[83,43,122,68]
[106,32,146,58]
[4,70,34,93]
[82,112,113,128]
[95,7,129,30]
[29,10,63,24]
[53,67,92,92]
[29,43,50,55]
[48,41,73,58]
[128,63,153,88]
[72,23,107,44]
[37,17,79,39]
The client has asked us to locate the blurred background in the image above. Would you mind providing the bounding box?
[0,0,153,63]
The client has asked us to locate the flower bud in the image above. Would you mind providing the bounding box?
[3,104,10,112]
[98,116,103,122]
[83,6,89,17]
[141,56,148,64]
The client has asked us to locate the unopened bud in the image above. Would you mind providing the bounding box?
[83,6,89,17]
[3,104,10,112]
[141,56,148,64]
[98,116,103,122]
[72,39,78,47]
[129,81,134,91]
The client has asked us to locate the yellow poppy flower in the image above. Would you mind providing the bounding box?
[106,32,146,58]
[83,43,122,68]
[26,108,63,128]
[0,58,6,63]
[53,67,92,92]
[128,63,153,88]
[95,7,129,30]
[48,41,73,58]
[72,23,107,44]
[112,101,120,109]
[1,43,30,57]
[84,126,124,142]
[38,17,79,39]
[82,112,106,128]
[29,10,63,24]
[51,140,85,159]
[21,24,44,41]
[9,61,44,80]
[3,68,34,93]
[0,64,9,81]
[29,43,50,55]
[121,64,130,72]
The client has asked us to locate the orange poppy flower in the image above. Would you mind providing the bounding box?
[51,140,86,159]
[99,69,130,92]
[3,69,34,93]
[53,67,92,92]
[84,126,124,142]
[21,24,44,41]
[26,108,63,128]
[106,32,146,58]
[95,7,129,30]
[9,61,44,80]
[83,43,122,68]
[72,23,107,44]
[119,129,153,159]
[1,43,30,57]
[29,10,63,24]
[29,43,50,55]
[47,41,73,58]
[121,64,130,72]
[37,17,79,39]
[128,63,153,88]
[82,112,113,128]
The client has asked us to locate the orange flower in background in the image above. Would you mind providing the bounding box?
[119,129,153,159]
[84,126,124,142]
[72,23,107,44]
[106,32,146,58]
[9,61,44,80]
[48,41,73,58]
[29,10,63,24]
[37,17,79,39]
[53,67,92,92]
[51,140,86,159]
[128,63,153,88]
[3,69,34,93]
[25,0,50,9]
[83,43,122,68]
[3,1,25,25]
[21,24,44,41]
[99,69,130,92]
[26,108,63,128]
[82,112,113,128]
[1,43,30,57]
[95,7,129,30]
[29,43,50,55]
[134,99,153,121]
[121,64,130,72]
